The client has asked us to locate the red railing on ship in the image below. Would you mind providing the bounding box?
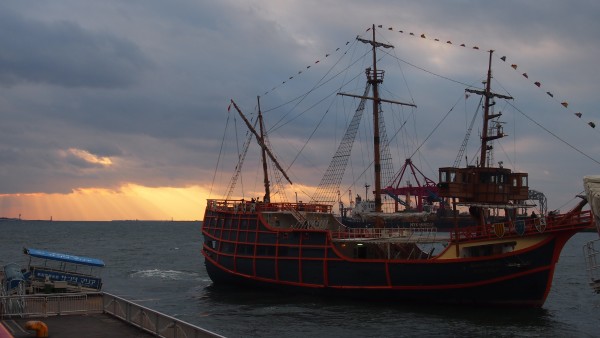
[330,227,440,241]
[206,199,332,213]
[450,210,594,242]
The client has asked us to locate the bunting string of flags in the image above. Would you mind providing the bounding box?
[259,40,354,97]
[249,25,596,131]
[372,24,597,130]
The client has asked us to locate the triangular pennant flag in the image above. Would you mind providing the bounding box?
[511,64,518,69]
[335,47,340,51]
[534,82,541,87]
[575,112,582,118]
[434,38,439,41]
[421,34,426,38]
[473,46,479,50]
[366,28,371,31]
[460,43,466,47]
[589,122,596,128]
[500,56,507,61]
[410,32,415,36]
[315,60,319,64]
[546,92,554,97]
[378,25,383,28]
[399,30,404,33]
[561,102,568,108]
[446,41,452,44]
[325,54,330,57]
[388,27,393,30]
[522,73,528,78]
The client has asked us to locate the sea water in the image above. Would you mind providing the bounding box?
[1,221,599,337]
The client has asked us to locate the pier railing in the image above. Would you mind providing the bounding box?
[103,292,224,338]
[0,293,102,318]
[1,292,224,338]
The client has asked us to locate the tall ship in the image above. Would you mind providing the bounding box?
[202,25,594,306]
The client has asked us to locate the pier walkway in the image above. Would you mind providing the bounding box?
[0,292,223,338]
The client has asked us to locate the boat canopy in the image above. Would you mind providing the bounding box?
[24,248,105,267]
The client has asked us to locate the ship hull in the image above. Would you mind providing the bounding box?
[204,255,555,306]
[202,206,581,307]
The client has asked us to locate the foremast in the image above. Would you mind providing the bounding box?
[466,50,513,168]
[438,50,529,223]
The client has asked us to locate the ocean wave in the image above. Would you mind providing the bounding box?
[130,269,198,280]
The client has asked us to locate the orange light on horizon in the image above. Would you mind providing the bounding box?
[0,184,210,221]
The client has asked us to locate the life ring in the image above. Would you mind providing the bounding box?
[25,321,48,338]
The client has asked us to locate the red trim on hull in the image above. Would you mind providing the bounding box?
[203,250,553,291]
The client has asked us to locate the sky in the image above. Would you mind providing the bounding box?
[1,1,599,221]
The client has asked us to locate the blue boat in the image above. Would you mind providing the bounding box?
[2,248,105,295]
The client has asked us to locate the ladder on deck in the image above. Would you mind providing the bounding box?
[287,207,311,229]
[583,238,600,293]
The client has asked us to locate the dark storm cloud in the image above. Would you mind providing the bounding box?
[0,4,151,88]
[0,0,598,213]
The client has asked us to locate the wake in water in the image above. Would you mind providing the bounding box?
[130,269,199,280]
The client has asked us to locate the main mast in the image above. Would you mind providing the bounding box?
[350,25,416,226]
[370,25,384,217]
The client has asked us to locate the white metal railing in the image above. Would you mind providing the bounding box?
[1,292,224,338]
[102,292,224,338]
[0,293,101,317]
[583,238,600,293]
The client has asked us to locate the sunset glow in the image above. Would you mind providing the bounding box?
[0,184,209,221]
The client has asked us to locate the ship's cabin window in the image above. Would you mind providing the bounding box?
[522,176,528,187]
[480,173,489,183]
[440,169,456,183]
[461,241,516,258]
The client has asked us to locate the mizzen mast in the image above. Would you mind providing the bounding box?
[257,96,271,202]
[230,99,292,203]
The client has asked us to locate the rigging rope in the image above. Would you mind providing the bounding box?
[208,109,232,199]
[374,24,598,132]
[507,100,600,166]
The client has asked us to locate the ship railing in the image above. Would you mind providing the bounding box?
[583,239,600,293]
[206,199,332,214]
[450,210,593,241]
[331,226,440,242]
[103,292,224,338]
